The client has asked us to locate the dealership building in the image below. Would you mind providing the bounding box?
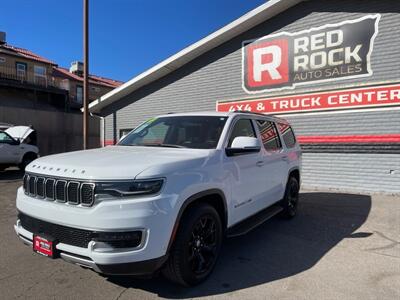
[89,0,400,194]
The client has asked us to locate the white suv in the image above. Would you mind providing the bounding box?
[15,111,301,286]
[0,126,39,171]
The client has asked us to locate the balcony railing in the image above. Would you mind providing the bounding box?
[0,65,60,90]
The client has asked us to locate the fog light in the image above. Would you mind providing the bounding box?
[92,231,143,249]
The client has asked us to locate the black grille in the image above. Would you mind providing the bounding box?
[19,212,93,248]
[23,174,29,194]
[81,183,95,206]
[67,182,80,204]
[55,180,67,202]
[29,176,36,195]
[36,177,45,198]
[23,174,95,207]
[45,178,55,200]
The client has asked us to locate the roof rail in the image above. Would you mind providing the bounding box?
[232,110,288,122]
[232,110,270,117]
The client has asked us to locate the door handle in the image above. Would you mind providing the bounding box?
[256,161,265,167]
[282,155,289,161]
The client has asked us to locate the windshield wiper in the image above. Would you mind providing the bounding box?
[141,143,187,148]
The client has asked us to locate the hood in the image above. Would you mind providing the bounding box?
[5,126,34,142]
[26,145,212,180]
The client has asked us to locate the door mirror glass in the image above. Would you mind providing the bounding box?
[226,136,261,156]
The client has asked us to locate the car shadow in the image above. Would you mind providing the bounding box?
[0,168,24,182]
[107,192,371,298]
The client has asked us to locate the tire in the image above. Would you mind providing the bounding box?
[18,153,37,171]
[162,203,223,286]
[280,176,300,219]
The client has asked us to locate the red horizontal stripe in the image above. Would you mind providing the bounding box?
[104,139,115,146]
[297,134,400,144]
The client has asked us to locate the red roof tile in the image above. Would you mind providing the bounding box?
[2,44,57,65]
[53,67,123,88]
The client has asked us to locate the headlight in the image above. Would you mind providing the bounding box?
[95,178,165,198]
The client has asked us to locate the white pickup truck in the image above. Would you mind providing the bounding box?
[0,126,39,171]
[15,111,301,286]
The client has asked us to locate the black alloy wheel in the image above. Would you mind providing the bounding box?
[281,176,300,218]
[188,215,219,275]
[162,203,223,286]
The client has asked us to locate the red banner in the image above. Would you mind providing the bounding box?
[217,84,400,114]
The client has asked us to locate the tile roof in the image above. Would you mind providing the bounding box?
[53,67,123,88]
[2,44,57,65]
[0,43,123,88]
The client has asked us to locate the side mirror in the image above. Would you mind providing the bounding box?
[226,136,261,157]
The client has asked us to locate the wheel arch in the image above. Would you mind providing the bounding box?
[167,189,228,252]
[288,167,300,188]
[20,151,38,164]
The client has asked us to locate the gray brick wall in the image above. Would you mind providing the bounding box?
[103,0,400,193]
[302,153,400,194]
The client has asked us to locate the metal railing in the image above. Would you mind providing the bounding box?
[0,65,59,89]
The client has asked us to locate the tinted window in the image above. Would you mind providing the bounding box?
[228,119,256,147]
[0,132,14,143]
[277,123,296,148]
[256,120,281,151]
[119,116,227,149]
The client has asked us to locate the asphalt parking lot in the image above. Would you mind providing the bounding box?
[0,170,399,300]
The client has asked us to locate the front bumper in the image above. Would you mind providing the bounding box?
[15,187,178,275]
[14,225,167,275]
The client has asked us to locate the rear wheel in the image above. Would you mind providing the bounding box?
[162,203,223,286]
[18,153,37,171]
[280,176,300,219]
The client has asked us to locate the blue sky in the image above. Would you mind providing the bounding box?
[2,0,265,82]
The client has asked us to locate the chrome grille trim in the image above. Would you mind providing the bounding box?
[67,181,80,205]
[45,178,55,200]
[23,174,29,195]
[36,177,45,198]
[55,180,67,202]
[80,183,95,207]
[28,176,36,197]
[23,174,95,207]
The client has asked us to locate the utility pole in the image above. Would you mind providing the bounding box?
[83,0,89,149]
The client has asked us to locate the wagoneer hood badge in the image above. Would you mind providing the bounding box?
[26,146,210,180]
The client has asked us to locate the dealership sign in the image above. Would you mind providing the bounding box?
[242,15,380,94]
[217,84,400,114]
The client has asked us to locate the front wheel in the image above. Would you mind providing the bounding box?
[280,176,300,219]
[162,203,223,286]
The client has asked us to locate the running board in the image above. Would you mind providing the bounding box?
[227,204,283,238]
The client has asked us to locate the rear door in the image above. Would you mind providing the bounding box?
[255,119,288,206]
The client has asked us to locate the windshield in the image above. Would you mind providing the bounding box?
[118,116,227,149]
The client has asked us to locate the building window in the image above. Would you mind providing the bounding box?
[91,86,100,92]
[256,120,282,151]
[34,65,46,76]
[0,57,5,63]
[34,65,47,86]
[16,62,27,79]
[119,129,133,140]
[76,86,83,104]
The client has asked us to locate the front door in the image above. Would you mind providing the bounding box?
[224,118,266,225]
[0,132,20,164]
